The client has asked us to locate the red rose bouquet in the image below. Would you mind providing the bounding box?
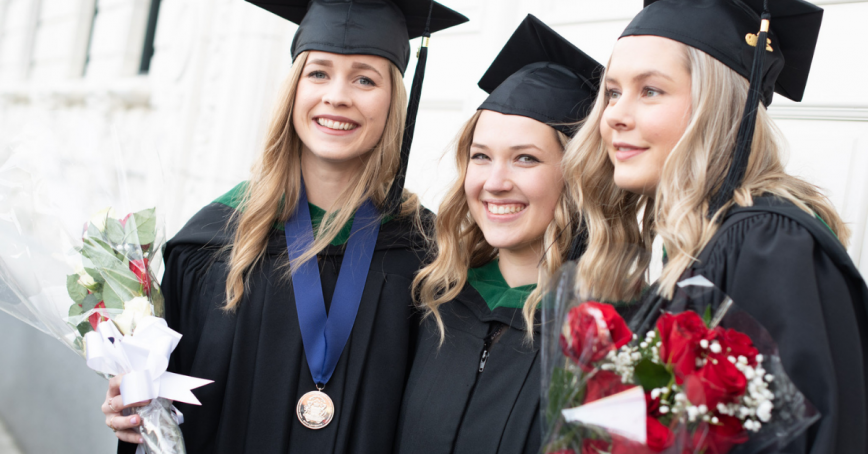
[0,143,210,454]
[541,263,819,454]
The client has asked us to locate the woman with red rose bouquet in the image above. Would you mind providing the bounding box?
[558,0,868,453]
[393,16,602,454]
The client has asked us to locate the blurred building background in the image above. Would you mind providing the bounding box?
[0,0,866,452]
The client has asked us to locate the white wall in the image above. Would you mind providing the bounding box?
[0,0,867,449]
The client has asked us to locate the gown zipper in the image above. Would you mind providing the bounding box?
[478,323,507,372]
[451,322,511,454]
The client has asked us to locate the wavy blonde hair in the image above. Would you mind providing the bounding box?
[413,111,576,342]
[565,43,850,301]
[224,51,418,310]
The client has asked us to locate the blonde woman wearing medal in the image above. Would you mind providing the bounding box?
[394,16,602,454]
[565,0,868,452]
[100,1,467,453]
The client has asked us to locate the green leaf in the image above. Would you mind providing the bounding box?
[66,274,88,304]
[68,303,83,317]
[82,237,121,269]
[702,305,713,328]
[86,222,105,241]
[130,208,157,245]
[84,267,106,284]
[80,237,142,304]
[150,289,165,318]
[81,293,101,312]
[105,267,141,300]
[105,217,126,245]
[546,367,581,425]
[73,336,85,353]
[102,284,125,309]
[634,358,672,391]
[76,320,94,337]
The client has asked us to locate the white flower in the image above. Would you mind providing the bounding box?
[78,271,97,288]
[757,400,774,422]
[700,339,709,349]
[698,404,708,414]
[113,296,153,336]
[710,341,722,354]
[651,388,661,400]
[711,416,719,424]
[756,354,764,363]
[745,420,762,432]
[728,356,737,363]
[659,406,669,414]
[640,342,648,349]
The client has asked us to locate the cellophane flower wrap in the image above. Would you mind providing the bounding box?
[541,262,820,454]
[0,132,209,454]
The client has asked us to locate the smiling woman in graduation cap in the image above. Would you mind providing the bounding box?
[394,15,602,454]
[101,1,467,453]
[564,0,868,452]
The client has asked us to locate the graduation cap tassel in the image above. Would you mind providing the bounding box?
[384,1,436,216]
[707,0,771,220]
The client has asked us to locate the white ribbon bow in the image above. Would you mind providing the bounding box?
[85,316,213,406]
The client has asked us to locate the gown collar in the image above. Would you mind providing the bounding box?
[467,259,537,312]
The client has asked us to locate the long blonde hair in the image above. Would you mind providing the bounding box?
[224,51,417,310]
[413,111,575,342]
[565,44,850,301]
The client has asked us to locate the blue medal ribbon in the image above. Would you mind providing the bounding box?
[285,184,381,386]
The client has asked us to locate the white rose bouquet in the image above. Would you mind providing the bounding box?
[5,204,211,454]
[0,135,210,454]
[66,207,162,342]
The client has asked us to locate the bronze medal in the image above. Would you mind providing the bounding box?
[297,389,335,429]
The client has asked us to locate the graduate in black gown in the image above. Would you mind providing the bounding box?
[394,16,602,454]
[561,0,868,452]
[100,1,467,452]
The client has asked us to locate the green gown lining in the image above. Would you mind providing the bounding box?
[213,181,391,246]
[467,259,537,311]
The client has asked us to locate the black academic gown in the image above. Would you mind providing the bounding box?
[635,196,868,454]
[118,201,431,454]
[395,284,541,454]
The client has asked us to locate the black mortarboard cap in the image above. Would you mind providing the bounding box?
[478,15,604,136]
[622,0,823,106]
[622,0,823,218]
[245,0,468,74]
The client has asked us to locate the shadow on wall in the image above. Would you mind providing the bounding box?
[0,312,117,454]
